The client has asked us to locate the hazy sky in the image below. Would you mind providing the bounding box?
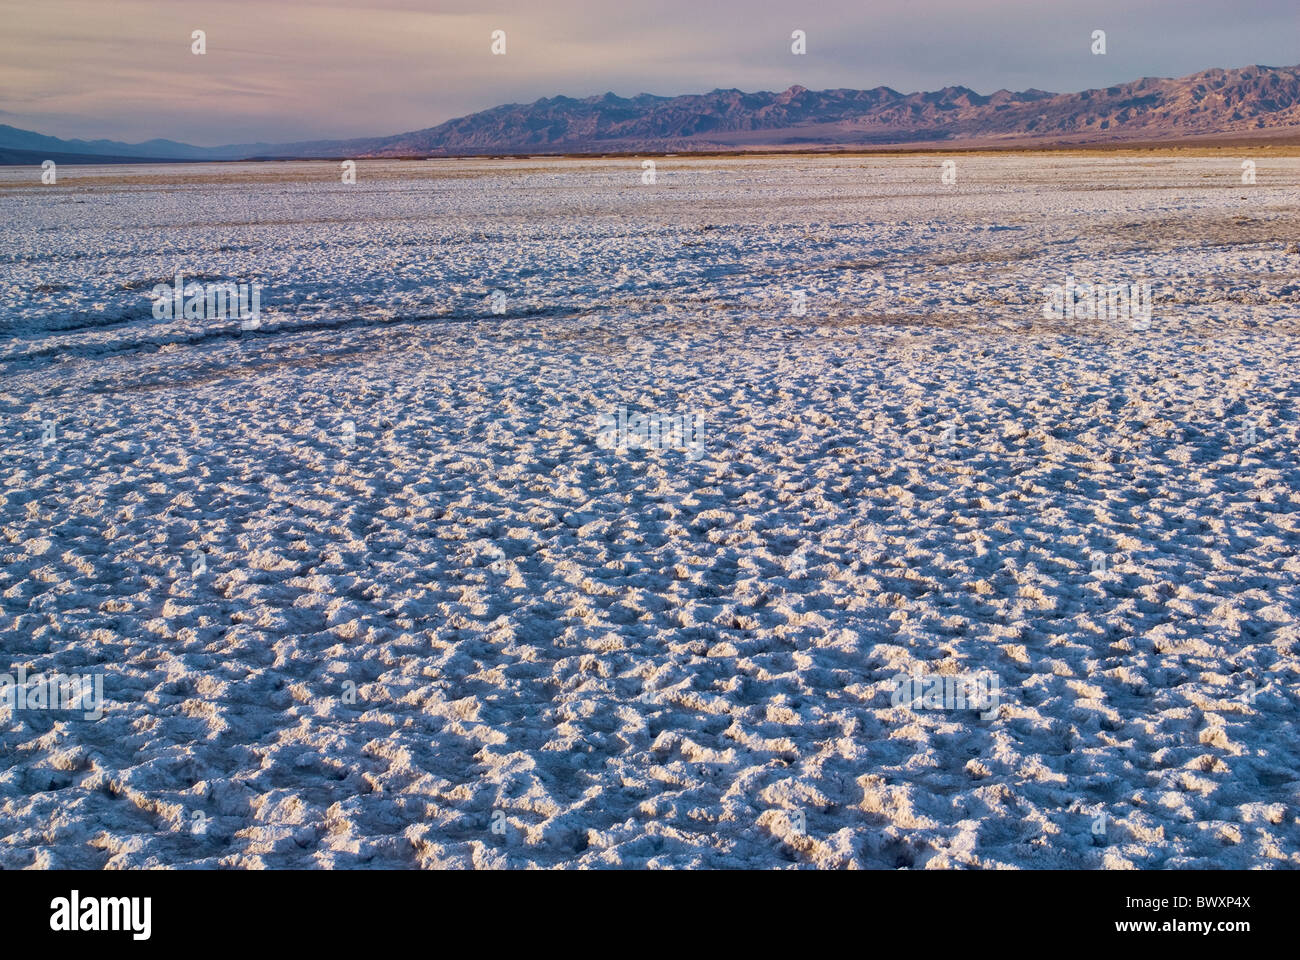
[2,0,1296,146]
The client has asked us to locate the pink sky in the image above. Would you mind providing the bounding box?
[1,0,1296,145]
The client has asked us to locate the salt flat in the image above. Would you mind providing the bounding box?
[1,154,1298,868]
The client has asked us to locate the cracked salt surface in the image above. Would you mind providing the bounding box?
[0,154,1298,867]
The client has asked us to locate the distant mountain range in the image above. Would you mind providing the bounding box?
[5,63,1300,164]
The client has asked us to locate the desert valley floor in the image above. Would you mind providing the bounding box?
[1,152,1298,868]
